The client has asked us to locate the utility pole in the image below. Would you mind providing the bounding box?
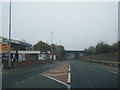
[8,0,11,69]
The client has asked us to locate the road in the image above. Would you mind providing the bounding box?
[70,60,118,88]
[2,61,68,88]
[2,60,119,88]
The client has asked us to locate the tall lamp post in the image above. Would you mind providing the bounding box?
[115,30,118,42]
[114,30,118,64]
[8,0,12,69]
[51,32,53,61]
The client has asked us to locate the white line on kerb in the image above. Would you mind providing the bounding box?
[41,74,70,88]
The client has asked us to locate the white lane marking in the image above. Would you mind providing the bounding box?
[69,67,70,72]
[41,74,70,89]
[67,72,71,83]
[28,76,35,80]
[67,66,71,83]
[45,73,67,76]
[15,81,25,85]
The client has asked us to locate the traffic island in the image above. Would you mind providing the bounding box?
[41,62,71,88]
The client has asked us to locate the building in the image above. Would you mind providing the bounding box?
[0,36,32,63]
[0,37,32,51]
[17,51,51,61]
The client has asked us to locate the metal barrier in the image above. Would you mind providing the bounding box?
[82,59,120,68]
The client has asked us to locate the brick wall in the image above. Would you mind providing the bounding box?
[3,60,49,69]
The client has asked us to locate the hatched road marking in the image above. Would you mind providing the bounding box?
[41,62,71,89]
[45,73,67,76]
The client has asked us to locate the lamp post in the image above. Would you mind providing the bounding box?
[114,30,118,66]
[59,40,61,60]
[51,32,53,61]
[8,0,12,69]
[114,30,118,43]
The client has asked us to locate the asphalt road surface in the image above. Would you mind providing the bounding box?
[70,60,118,88]
[2,61,68,88]
[2,60,119,88]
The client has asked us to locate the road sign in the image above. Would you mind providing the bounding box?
[0,41,9,52]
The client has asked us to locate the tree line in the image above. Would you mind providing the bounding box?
[84,41,119,56]
[33,41,65,59]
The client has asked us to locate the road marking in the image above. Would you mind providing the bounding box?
[48,70,67,72]
[45,73,67,76]
[15,81,25,85]
[69,67,70,72]
[41,74,70,89]
[67,66,71,83]
[67,72,71,83]
[28,76,35,80]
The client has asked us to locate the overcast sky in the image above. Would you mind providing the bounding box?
[1,2,118,50]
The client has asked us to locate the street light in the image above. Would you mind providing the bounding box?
[114,30,118,43]
[8,0,12,69]
[51,32,53,61]
[114,30,118,64]
[51,32,53,45]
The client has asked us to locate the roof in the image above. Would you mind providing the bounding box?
[0,36,32,47]
[18,51,40,54]
[20,42,32,47]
